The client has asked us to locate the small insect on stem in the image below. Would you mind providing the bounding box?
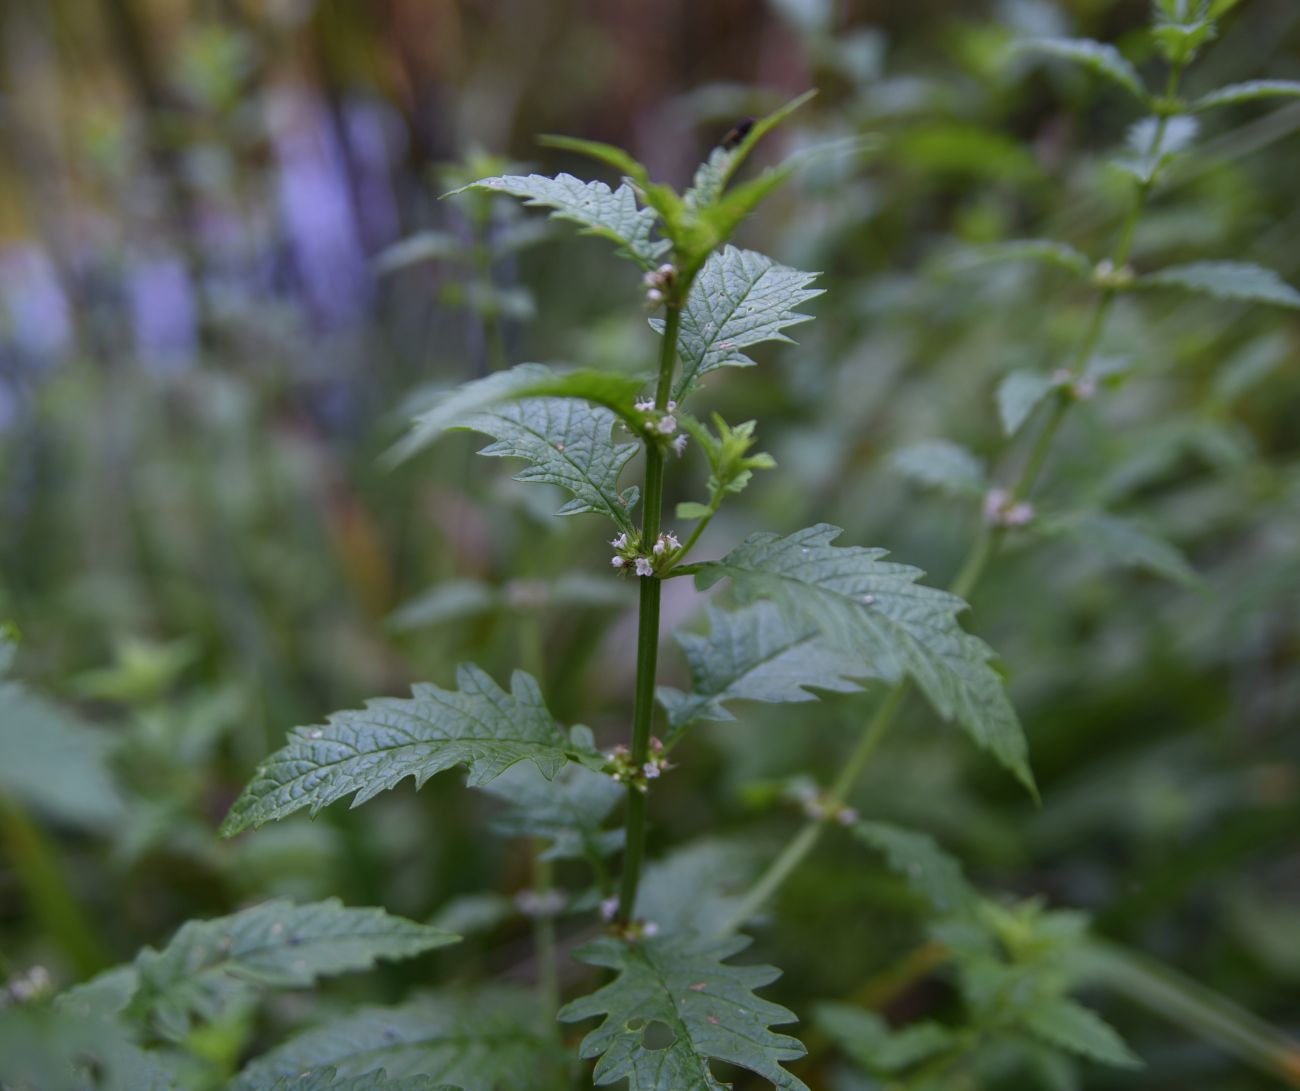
[720,117,756,151]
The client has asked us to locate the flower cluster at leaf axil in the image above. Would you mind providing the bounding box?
[642,262,676,306]
[604,736,671,791]
[633,397,688,456]
[610,530,681,577]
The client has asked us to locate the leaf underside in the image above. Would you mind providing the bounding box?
[462,397,641,530]
[559,933,809,1090]
[695,524,1033,792]
[388,363,649,466]
[1013,37,1146,100]
[481,760,623,861]
[457,173,669,268]
[891,440,988,499]
[263,1068,459,1091]
[222,665,581,834]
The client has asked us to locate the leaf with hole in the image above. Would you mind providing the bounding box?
[559,932,809,1090]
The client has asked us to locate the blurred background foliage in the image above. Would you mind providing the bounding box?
[1,0,1298,1087]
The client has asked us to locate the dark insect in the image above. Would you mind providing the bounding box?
[720,117,756,151]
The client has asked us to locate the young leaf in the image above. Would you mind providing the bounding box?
[852,820,978,916]
[262,1068,458,1091]
[685,90,817,210]
[658,245,821,399]
[231,988,562,1091]
[1037,511,1199,587]
[481,760,623,861]
[537,134,651,187]
[694,525,1034,792]
[1139,261,1300,309]
[448,173,668,268]
[126,899,458,1040]
[657,601,865,736]
[997,370,1058,437]
[891,440,988,499]
[1114,116,1199,184]
[387,363,648,466]
[950,239,1091,279]
[222,665,588,834]
[462,398,641,530]
[1011,38,1147,101]
[559,932,809,1091]
[1191,79,1300,111]
[1022,998,1142,1069]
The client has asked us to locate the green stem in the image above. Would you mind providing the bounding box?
[616,302,682,924]
[673,499,720,564]
[718,69,1187,935]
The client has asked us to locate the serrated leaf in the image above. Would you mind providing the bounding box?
[559,933,809,1091]
[659,245,821,399]
[1192,79,1300,111]
[952,239,1091,278]
[0,654,124,829]
[891,440,988,499]
[222,665,586,834]
[997,370,1058,437]
[695,525,1033,792]
[462,398,641,530]
[1011,38,1147,100]
[387,363,649,466]
[657,601,865,736]
[852,821,977,916]
[1023,998,1142,1069]
[231,988,561,1091]
[481,760,623,861]
[1139,261,1300,309]
[127,898,458,1040]
[1038,511,1199,587]
[263,1068,459,1091]
[0,1006,173,1091]
[450,173,668,268]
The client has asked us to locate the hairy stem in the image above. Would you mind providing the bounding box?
[719,71,1186,934]
[616,302,682,924]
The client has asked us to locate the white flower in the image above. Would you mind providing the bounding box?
[672,434,688,456]
[643,762,661,779]
[656,415,677,435]
[664,533,681,551]
[635,557,654,577]
[610,532,628,549]
[634,397,655,412]
[611,555,625,568]
[646,288,664,304]
[600,896,619,921]
[667,400,677,411]
[657,263,675,277]
[641,920,660,937]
